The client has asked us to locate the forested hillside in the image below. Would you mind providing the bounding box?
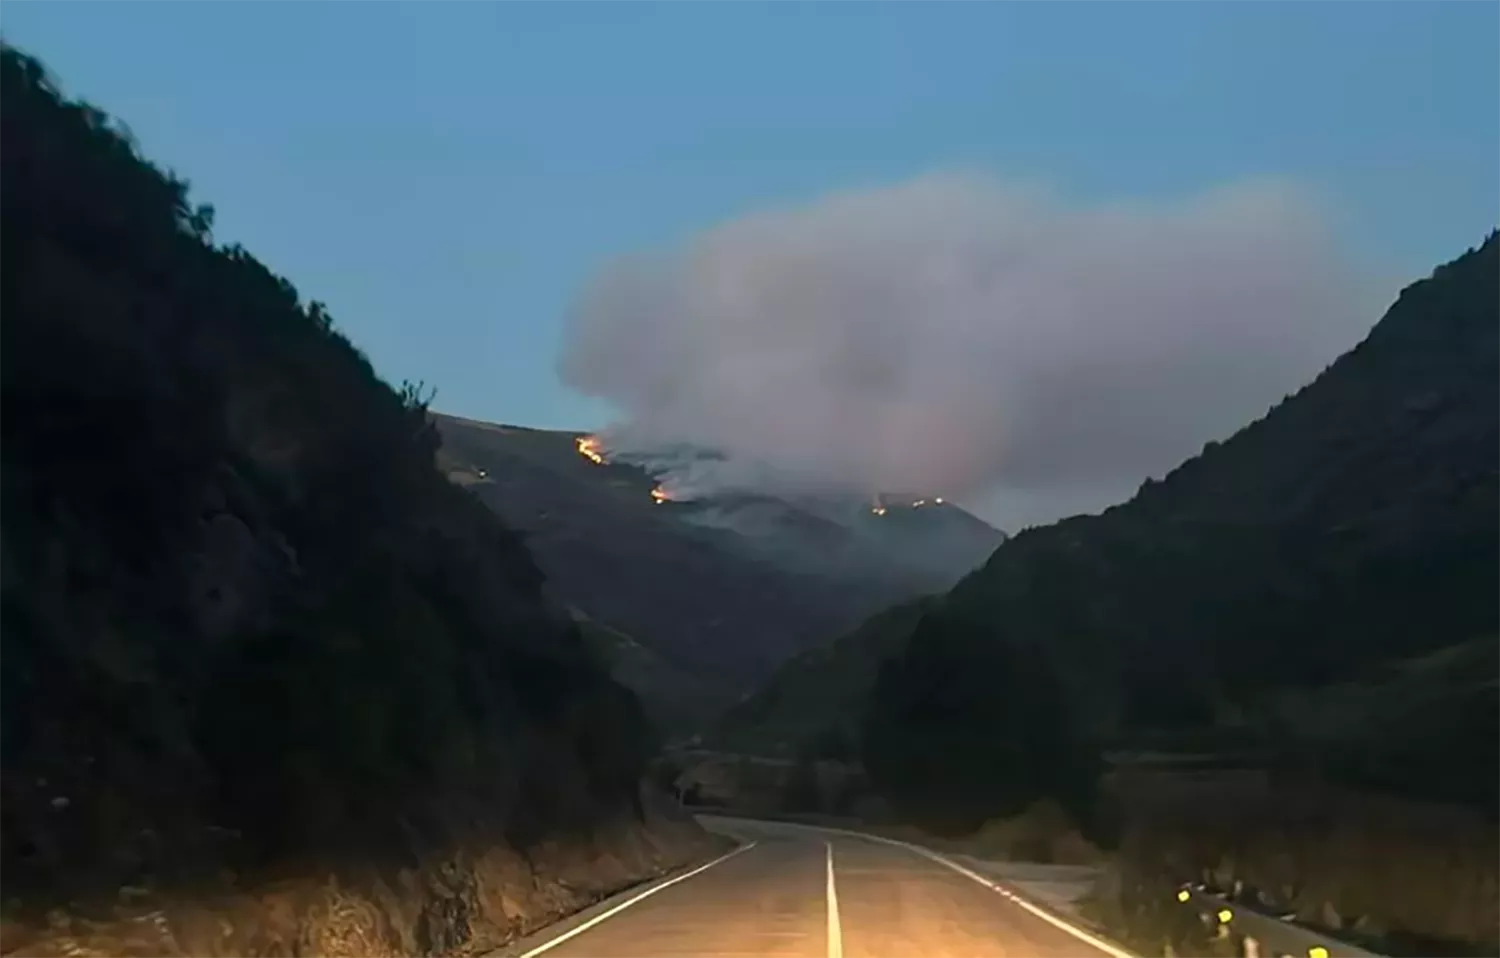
[860,232,1499,832]
[0,44,717,957]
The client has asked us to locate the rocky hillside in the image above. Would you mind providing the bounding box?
[433,414,1003,721]
[861,231,1498,828]
[0,44,722,957]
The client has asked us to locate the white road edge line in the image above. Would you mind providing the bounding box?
[718,818,1134,958]
[825,840,843,958]
[516,841,757,958]
[870,837,1134,958]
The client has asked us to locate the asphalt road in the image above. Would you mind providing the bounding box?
[499,816,1132,958]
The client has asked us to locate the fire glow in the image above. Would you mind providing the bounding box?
[871,495,945,516]
[650,486,672,505]
[576,435,605,465]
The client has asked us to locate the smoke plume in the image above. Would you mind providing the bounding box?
[559,172,1383,529]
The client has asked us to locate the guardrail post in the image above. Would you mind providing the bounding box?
[1243,936,1259,958]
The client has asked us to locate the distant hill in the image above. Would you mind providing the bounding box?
[431,414,1004,726]
[730,234,1498,827]
[707,597,934,759]
[569,607,726,735]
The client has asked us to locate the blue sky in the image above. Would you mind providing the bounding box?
[4,2,1497,432]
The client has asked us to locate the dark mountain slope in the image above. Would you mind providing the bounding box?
[570,607,728,736]
[433,417,869,689]
[432,414,1003,711]
[856,233,1498,827]
[708,597,935,758]
[0,45,717,957]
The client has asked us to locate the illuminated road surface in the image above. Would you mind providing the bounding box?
[499,817,1131,958]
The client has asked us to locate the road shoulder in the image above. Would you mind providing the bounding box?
[489,840,751,957]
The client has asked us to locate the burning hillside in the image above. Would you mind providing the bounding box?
[577,434,678,507]
[433,414,1008,720]
[573,426,990,537]
[869,494,947,516]
[576,435,605,464]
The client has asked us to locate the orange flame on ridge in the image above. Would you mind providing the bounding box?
[576,436,605,465]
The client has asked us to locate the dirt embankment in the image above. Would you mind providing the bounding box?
[2,791,727,958]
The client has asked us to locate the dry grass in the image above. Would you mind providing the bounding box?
[1,810,728,958]
[1098,768,1499,955]
[965,801,1105,865]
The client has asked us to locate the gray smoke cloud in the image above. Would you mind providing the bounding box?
[559,172,1385,530]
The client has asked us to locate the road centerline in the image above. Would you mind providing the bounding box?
[700,816,1135,958]
[825,840,843,958]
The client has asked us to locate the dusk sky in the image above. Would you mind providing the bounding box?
[5,2,1496,526]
